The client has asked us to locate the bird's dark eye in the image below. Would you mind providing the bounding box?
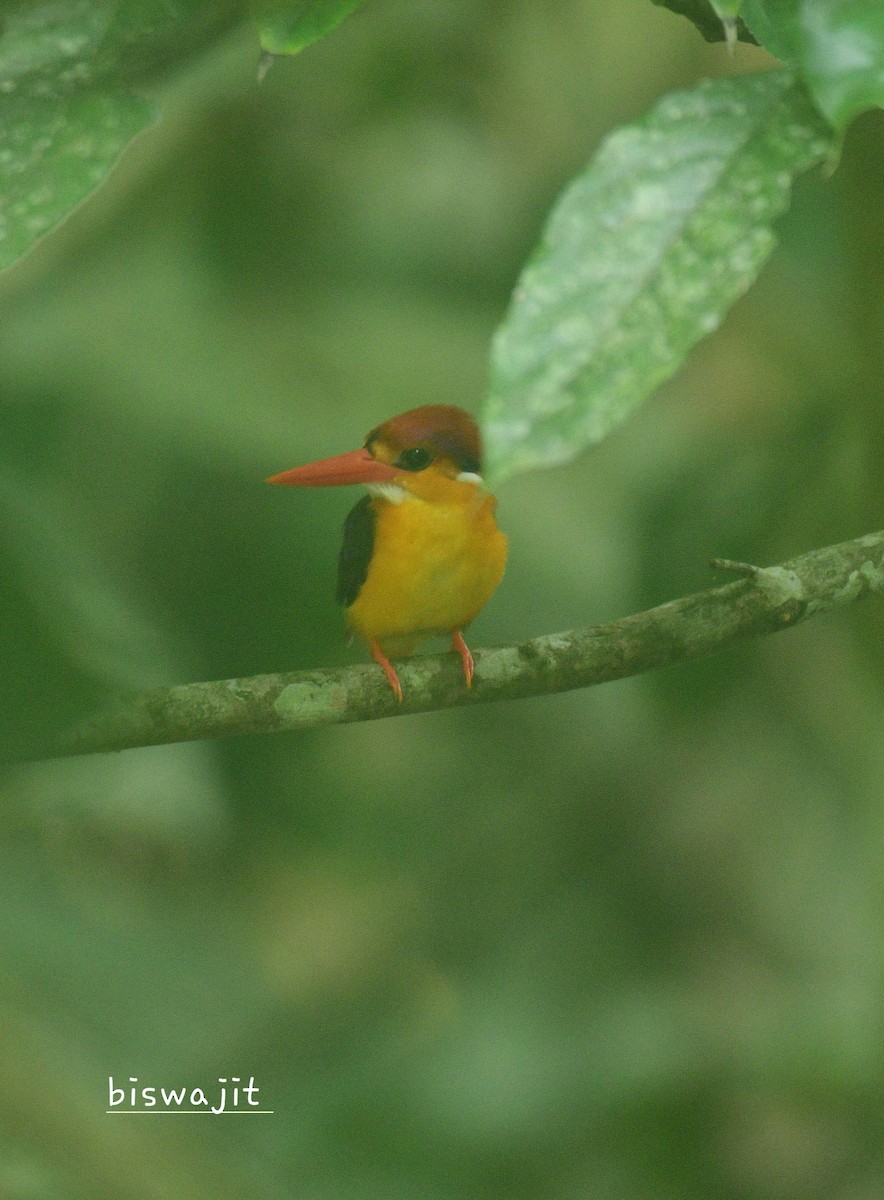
[395,446,433,472]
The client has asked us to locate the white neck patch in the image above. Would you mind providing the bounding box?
[366,483,409,505]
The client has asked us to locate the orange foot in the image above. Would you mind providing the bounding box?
[369,638,403,703]
[451,629,474,689]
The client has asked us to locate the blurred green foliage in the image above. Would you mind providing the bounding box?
[0,1,882,1198]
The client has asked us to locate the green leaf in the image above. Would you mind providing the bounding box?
[256,0,366,55]
[0,87,154,273]
[710,0,743,15]
[649,0,758,44]
[92,1,245,83]
[0,1,111,89]
[0,3,153,273]
[742,0,884,129]
[0,1,243,275]
[482,71,835,484]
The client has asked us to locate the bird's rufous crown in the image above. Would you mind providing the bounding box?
[366,405,482,475]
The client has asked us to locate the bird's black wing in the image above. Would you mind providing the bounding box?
[336,495,376,607]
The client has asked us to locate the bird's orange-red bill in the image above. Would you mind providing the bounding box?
[266,448,398,487]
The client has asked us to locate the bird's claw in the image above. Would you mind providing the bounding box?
[370,639,404,703]
[451,630,474,689]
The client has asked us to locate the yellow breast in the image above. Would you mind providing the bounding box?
[345,486,507,650]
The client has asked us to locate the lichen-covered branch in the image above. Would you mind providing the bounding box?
[51,530,884,759]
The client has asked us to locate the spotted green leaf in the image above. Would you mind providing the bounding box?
[483,71,835,483]
[0,88,153,273]
[0,1,242,275]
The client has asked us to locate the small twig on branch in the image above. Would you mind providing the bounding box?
[48,530,883,759]
[709,557,762,578]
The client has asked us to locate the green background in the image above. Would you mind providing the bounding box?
[1,1,882,1196]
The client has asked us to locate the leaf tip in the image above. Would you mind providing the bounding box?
[257,49,277,82]
[722,17,738,56]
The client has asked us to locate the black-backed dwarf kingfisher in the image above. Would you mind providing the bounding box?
[267,405,507,702]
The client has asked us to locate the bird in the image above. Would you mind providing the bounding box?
[267,405,507,702]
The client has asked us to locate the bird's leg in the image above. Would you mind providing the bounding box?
[369,638,403,703]
[450,630,474,689]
